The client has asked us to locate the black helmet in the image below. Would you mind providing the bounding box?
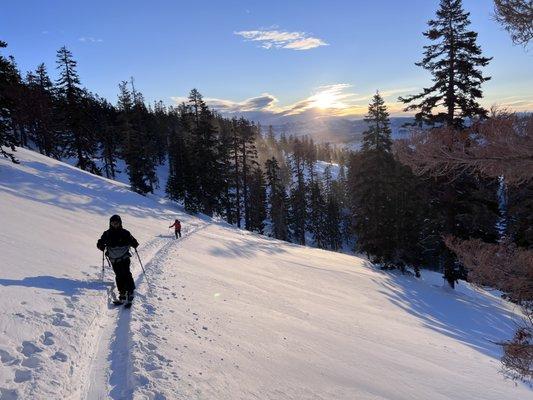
[109,214,122,227]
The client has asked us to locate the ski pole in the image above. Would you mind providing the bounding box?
[134,248,150,286]
[101,251,105,281]
[103,253,120,303]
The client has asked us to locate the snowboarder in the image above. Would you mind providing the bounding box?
[169,218,182,239]
[97,214,139,304]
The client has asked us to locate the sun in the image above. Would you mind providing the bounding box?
[311,91,338,109]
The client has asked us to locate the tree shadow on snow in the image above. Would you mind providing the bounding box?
[207,233,289,258]
[0,275,110,296]
[374,272,521,360]
[0,160,174,221]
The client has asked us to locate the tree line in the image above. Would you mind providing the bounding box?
[0,41,351,251]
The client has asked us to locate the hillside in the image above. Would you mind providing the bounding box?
[0,148,530,400]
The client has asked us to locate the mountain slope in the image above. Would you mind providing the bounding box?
[0,148,529,400]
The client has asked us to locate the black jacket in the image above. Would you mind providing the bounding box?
[97,228,139,253]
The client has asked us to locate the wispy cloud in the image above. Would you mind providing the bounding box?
[234,29,328,50]
[171,93,278,113]
[78,36,103,43]
[171,84,413,123]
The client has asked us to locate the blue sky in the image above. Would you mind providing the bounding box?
[2,0,532,120]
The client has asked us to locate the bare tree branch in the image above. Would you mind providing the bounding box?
[494,0,533,46]
[395,111,533,185]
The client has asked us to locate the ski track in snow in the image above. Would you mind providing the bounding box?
[83,221,211,400]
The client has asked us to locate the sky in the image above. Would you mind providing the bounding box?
[2,0,532,122]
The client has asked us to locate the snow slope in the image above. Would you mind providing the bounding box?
[0,148,530,400]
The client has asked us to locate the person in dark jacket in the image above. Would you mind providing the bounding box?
[169,218,181,239]
[97,215,139,302]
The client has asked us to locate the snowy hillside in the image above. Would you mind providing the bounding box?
[0,148,530,400]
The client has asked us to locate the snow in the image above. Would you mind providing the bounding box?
[0,147,531,399]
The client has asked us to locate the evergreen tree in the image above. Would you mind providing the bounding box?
[117,81,155,194]
[0,41,19,163]
[399,0,492,127]
[93,97,119,179]
[398,0,497,287]
[229,117,243,225]
[349,94,425,271]
[507,182,533,249]
[215,116,237,223]
[363,92,393,152]
[131,88,159,192]
[288,138,307,245]
[307,180,327,248]
[27,63,60,158]
[323,165,343,250]
[166,104,190,203]
[5,56,27,148]
[55,46,99,172]
[348,151,395,262]
[247,165,267,233]
[265,157,289,240]
[184,89,223,214]
[239,118,259,230]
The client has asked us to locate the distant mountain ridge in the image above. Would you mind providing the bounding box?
[268,117,415,148]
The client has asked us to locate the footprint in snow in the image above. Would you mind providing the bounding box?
[0,349,19,366]
[145,343,157,351]
[0,388,19,400]
[20,341,42,357]
[41,331,54,346]
[51,312,73,328]
[14,369,32,383]
[21,355,42,368]
[153,392,167,400]
[51,351,68,362]
[143,304,157,314]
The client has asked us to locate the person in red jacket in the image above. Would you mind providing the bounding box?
[169,218,181,238]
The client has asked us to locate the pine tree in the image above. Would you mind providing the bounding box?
[247,165,267,233]
[348,151,396,262]
[239,118,259,230]
[214,116,237,223]
[323,165,343,250]
[117,81,155,194]
[349,94,425,269]
[399,0,492,127]
[363,92,393,152]
[398,1,497,287]
[265,157,289,240]
[55,46,99,172]
[166,104,190,203]
[229,117,242,225]
[5,56,27,148]
[27,63,60,158]
[94,97,119,179]
[131,87,158,193]
[0,41,19,163]
[307,180,327,248]
[184,89,223,214]
[288,138,307,245]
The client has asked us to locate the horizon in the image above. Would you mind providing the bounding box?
[2,0,532,125]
